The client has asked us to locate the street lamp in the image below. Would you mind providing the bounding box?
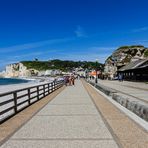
[85,68,88,80]
[95,59,99,83]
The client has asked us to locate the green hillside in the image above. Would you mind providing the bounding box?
[21,59,104,71]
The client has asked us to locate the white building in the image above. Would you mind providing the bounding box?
[38,71,46,76]
[45,69,61,76]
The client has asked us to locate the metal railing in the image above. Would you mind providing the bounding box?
[0,80,64,124]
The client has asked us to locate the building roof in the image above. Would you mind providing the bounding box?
[118,58,148,71]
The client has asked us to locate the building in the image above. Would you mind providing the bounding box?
[104,59,118,79]
[118,59,148,81]
[45,69,61,76]
[89,71,101,78]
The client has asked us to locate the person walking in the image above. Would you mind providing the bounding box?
[71,76,75,86]
[64,76,69,86]
[118,73,123,82]
[69,76,72,86]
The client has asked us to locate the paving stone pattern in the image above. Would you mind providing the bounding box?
[0,80,118,148]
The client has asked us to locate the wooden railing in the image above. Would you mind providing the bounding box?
[0,80,64,124]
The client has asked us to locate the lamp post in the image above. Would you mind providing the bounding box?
[95,59,99,84]
[85,68,88,80]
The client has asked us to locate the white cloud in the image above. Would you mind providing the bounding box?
[0,45,115,71]
[13,49,59,58]
[55,52,110,63]
[0,60,19,71]
[132,27,148,33]
[74,26,87,37]
[54,46,115,63]
[0,37,74,53]
[131,40,148,47]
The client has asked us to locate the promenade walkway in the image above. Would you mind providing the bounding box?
[0,80,147,148]
[0,80,118,148]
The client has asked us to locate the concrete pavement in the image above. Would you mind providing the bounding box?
[0,80,119,148]
[97,80,148,103]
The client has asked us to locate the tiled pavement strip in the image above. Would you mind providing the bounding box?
[0,80,147,148]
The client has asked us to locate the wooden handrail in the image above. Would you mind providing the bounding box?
[0,80,64,124]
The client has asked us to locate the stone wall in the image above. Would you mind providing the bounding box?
[88,80,148,121]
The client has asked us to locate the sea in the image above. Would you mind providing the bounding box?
[0,78,30,85]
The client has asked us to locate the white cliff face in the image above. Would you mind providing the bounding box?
[19,63,33,77]
[5,63,19,77]
[4,63,34,77]
[0,71,5,77]
[4,62,62,78]
[104,46,148,75]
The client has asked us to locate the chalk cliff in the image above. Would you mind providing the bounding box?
[104,45,148,75]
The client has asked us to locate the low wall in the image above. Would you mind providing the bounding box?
[88,80,148,121]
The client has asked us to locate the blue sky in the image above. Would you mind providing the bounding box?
[0,0,148,70]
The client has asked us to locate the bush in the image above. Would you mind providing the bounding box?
[144,50,148,57]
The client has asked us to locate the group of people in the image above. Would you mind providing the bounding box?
[64,75,75,86]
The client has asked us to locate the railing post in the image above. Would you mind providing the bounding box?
[13,92,17,113]
[56,81,58,89]
[37,86,39,100]
[54,81,56,91]
[28,88,31,105]
[57,81,59,89]
[52,82,54,92]
[54,81,56,90]
[58,81,60,88]
[43,85,45,97]
[59,81,61,88]
[48,83,50,94]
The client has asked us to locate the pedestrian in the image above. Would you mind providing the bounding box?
[71,76,75,86]
[121,73,124,81]
[110,73,113,80]
[69,76,72,86]
[118,73,123,82]
[64,76,68,86]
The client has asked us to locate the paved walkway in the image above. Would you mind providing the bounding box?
[92,79,148,103]
[0,80,119,148]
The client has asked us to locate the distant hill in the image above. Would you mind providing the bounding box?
[21,59,104,71]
